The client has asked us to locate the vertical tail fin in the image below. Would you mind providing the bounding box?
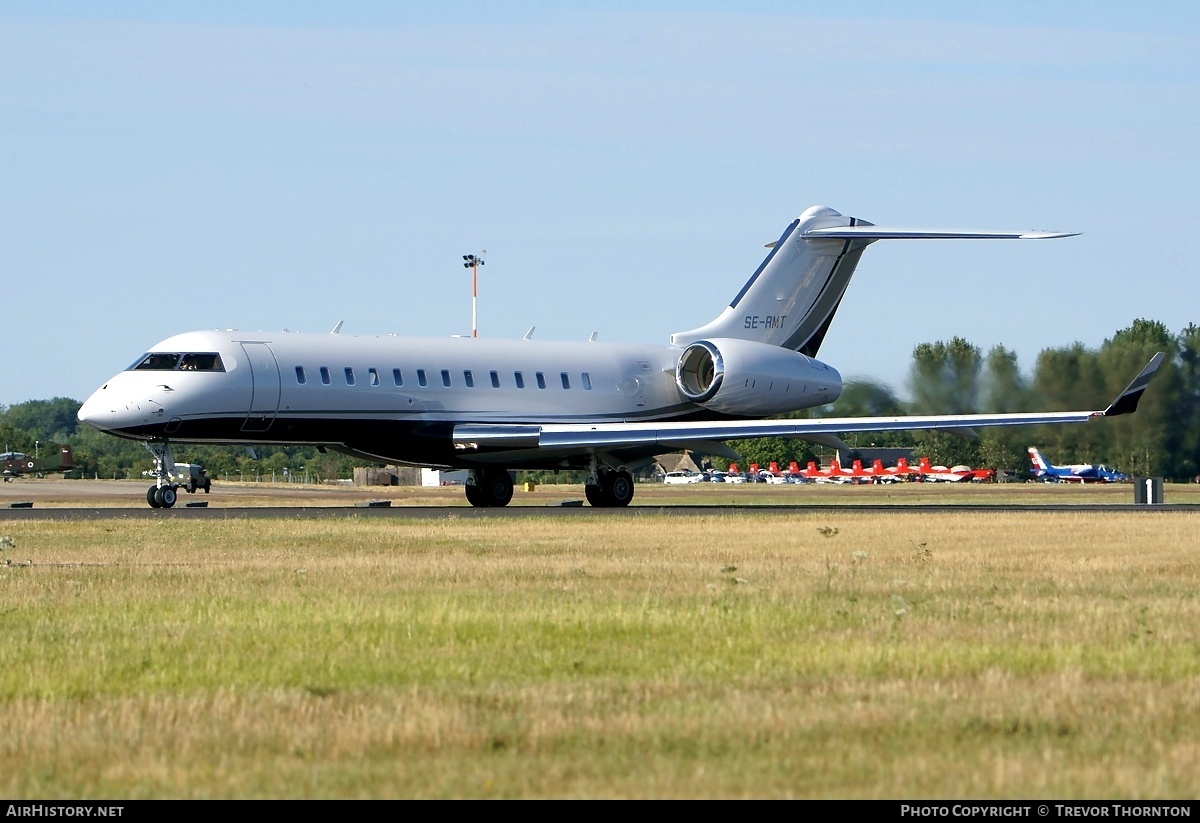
[670,207,1077,355]
[1028,447,1050,473]
[670,206,874,355]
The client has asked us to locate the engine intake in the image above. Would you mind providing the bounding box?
[675,338,842,416]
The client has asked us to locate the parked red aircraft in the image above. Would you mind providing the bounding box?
[912,457,975,482]
[801,459,846,480]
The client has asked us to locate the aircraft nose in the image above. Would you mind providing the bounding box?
[77,386,116,431]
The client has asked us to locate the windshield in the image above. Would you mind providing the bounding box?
[128,352,225,372]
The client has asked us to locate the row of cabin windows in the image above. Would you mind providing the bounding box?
[294,366,593,391]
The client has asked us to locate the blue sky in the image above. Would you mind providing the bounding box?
[3,1,1198,407]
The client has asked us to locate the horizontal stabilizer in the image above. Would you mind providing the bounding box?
[802,227,1079,240]
[674,206,1079,358]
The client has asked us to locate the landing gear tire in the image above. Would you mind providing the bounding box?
[587,469,635,507]
[481,469,513,507]
[154,486,177,508]
[605,470,635,507]
[466,469,514,507]
[147,485,162,508]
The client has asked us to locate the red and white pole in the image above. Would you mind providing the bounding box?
[463,252,485,338]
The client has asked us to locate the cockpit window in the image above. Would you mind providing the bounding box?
[180,353,224,371]
[129,352,225,372]
[130,353,181,370]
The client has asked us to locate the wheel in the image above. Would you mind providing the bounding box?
[154,486,177,508]
[465,470,513,506]
[186,480,197,494]
[147,485,162,508]
[203,480,211,493]
[588,471,635,507]
[482,469,513,507]
[604,470,635,507]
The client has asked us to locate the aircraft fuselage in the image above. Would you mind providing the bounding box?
[77,329,841,470]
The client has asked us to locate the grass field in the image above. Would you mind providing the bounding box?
[2,492,1199,798]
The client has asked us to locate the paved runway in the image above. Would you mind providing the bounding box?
[3,478,1195,520]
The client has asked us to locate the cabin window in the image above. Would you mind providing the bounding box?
[490,370,500,388]
[368,368,380,387]
[417,369,428,387]
[560,372,571,389]
[345,367,356,386]
[320,367,331,385]
[441,369,452,387]
[582,372,592,390]
[464,370,474,388]
[536,372,547,389]
[393,368,404,387]
[295,366,307,385]
[514,371,525,389]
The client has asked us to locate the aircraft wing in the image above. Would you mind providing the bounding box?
[454,353,1164,455]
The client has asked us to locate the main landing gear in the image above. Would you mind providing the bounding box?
[465,467,515,507]
[584,464,635,508]
[463,463,635,508]
[144,440,181,509]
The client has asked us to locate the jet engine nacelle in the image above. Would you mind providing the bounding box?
[674,338,842,416]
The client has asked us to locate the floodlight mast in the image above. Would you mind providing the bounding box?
[462,251,486,338]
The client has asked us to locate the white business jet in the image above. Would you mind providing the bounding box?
[77,205,1163,509]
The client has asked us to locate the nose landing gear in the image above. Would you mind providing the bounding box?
[144,440,181,509]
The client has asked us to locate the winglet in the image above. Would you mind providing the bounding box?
[1101,352,1165,417]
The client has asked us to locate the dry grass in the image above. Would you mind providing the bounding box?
[1,510,1198,798]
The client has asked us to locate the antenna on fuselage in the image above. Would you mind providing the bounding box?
[330,321,344,334]
[589,332,598,342]
[523,326,535,340]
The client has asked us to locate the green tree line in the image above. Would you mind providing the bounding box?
[2,318,1193,482]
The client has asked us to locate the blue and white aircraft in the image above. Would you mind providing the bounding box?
[77,205,1163,509]
[1028,447,1129,483]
